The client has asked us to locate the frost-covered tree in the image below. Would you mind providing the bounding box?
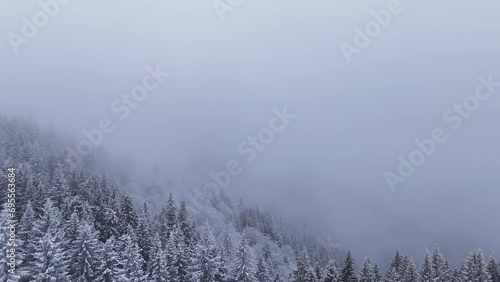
[371,263,382,282]
[48,163,70,208]
[273,273,284,282]
[0,203,21,282]
[385,267,401,282]
[118,234,147,281]
[460,249,491,282]
[98,236,123,282]
[323,260,341,282]
[18,201,35,280]
[387,251,402,280]
[232,232,257,282]
[119,194,138,230]
[430,244,451,282]
[420,250,433,282]
[358,257,372,282]
[341,250,357,282]
[69,223,103,281]
[137,202,153,269]
[256,257,270,282]
[178,200,194,247]
[32,199,69,281]
[148,234,168,282]
[486,256,500,282]
[292,249,317,282]
[194,223,226,282]
[223,228,234,260]
[401,255,418,282]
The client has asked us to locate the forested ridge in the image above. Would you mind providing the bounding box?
[0,116,499,282]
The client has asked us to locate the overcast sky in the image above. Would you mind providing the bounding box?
[1,0,500,266]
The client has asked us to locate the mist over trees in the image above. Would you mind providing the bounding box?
[0,117,499,282]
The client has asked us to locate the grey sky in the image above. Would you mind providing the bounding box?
[1,0,499,266]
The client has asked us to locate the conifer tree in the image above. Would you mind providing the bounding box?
[460,249,491,282]
[120,194,138,230]
[98,236,123,282]
[385,267,400,282]
[371,263,382,282]
[273,273,284,282]
[430,244,451,282]
[323,260,341,282]
[341,250,357,282]
[487,256,500,282]
[32,199,69,281]
[401,255,418,282]
[178,200,194,247]
[69,223,103,281]
[358,257,372,282]
[18,201,35,280]
[232,232,257,282]
[0,203,21,281]
[256,257,270,282]
[148,234,168,282]
[420,250,433,282]
[118,234,147,281]
[387,250,402,280]
[166,229,181,281]
[194,223,227,282]
[165,193,178,237]
[137,202,153,269]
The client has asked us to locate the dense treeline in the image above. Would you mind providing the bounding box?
[292,246,500,282]
[0,116,499,282]
[0,116,328,281]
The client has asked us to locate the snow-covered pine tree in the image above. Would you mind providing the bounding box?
[460,249,492,282]
[32,199,69,281]
[430,244,451,282]
[69,223,103,281]
[18,201,35,280]
[166,228,181,281]
[194,222,227,282]
[178,200,194,247]
[401,255,418,282]
[386,250,402,280]
[323,259,341,282]
[419,250,433,282]
[137,202,153,270]
[223,228,234,260]
[256,257,270,282]
[371,263,382,282]
[118,234,147,281]
[48,163,71,208]
[385,267,401,282]
[98,236,123,282]
[487,256,500,282]
[358,257,372,282]
[97,201,121,242]
[119,194,138,230]
[315,265,323,281]
[273,273,284,282]
[341,250,356,282]
[148,233,168,282]
[165,193,178,238]
[0,203,21,282]
[232,231,257,282]
[292,249,317,282]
